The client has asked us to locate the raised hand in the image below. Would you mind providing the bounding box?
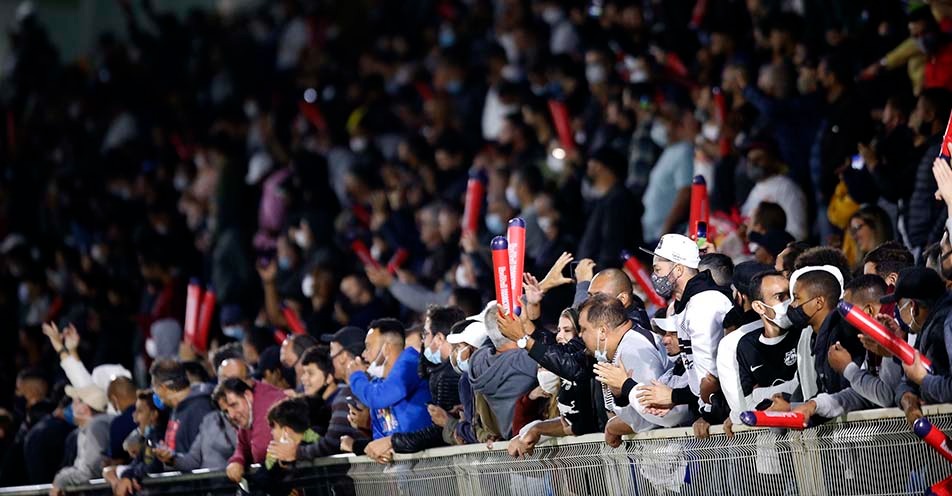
[539,252,574,291]
[523,274,543,305]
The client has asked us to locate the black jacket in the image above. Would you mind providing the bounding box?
[527,330,608,432]
[813,311,865,395]
[907,136,945,249]
[577,183,643,268]
[392,361,460,453]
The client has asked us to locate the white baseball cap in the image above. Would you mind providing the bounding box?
[447,320,489,348]
[640,234,700,269]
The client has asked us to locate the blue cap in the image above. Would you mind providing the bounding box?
[490,236,509,251]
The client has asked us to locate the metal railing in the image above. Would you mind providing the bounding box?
[3,405,951,496]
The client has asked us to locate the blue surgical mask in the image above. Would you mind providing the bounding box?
[424,345,442,365]
[455,348,470,374]
[278,257,291,271]
[486,214,505,234]
[152,392,166,411]
[63,404,75,425]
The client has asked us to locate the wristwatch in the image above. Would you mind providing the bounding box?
[517,336,529,349]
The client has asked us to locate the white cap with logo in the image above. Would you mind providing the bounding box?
[640,234,700,269]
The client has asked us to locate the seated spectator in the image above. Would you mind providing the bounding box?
[255,346,293,390]
[740,138,808,241]
[345,318,431,456]
[104,377,138,465]
[51,385,113,495]
[216,378,287,484]
[848,206,895,269]
[886,268,952,423]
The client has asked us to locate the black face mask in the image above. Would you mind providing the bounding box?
[787,300,815,329]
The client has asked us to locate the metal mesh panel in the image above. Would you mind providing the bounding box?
[3,410,952,496]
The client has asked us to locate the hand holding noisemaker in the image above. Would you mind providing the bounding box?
[836,301,932,371]
[688,175,709,241]
[620,251,666,308]
[491,237,513,316]
[739,410,807,430]
[507,218,526,314]
[462,171,486,237]
[184,279,202,346]
[914,417,952,463]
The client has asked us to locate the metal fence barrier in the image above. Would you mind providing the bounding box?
[3,405,951,496]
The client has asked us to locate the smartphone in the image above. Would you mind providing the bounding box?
[345,396,363,409]
[850,154,864,171]
[565,261,580,279]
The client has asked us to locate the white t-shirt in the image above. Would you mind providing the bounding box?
[742,174,808,241]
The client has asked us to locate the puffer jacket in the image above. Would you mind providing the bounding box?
[392,360,460,453]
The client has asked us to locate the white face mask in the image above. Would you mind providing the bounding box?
[537,369,561,395]
[302,274,315,298]
[594,332,609,363]
[367,347,387,378]
[764,300,793,330]
[293,230,310,250]
[650,121,668,147]
[455,265,475,288]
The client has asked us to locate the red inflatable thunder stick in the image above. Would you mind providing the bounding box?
[462,170,486,237]
[507,218,526,315]
[620,251,666,308]
[491,237,513,316]
[386,248,409,275]
[739,410,807,430]
[281,305,307,336]
[915,417,952,464]
[194,286,216,353]
[547,99,575,153]
[836,301,933,372]
[350,238,381,269]
[688,175,709,241]
[940,109,952,160]
[184,279,202,347]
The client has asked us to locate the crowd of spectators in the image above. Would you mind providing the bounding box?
[4,0,952,493]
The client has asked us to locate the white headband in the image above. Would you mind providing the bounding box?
[789,265,845,300]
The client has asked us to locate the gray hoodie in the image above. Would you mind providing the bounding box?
[172,410,237,471]
[467,346,537,438]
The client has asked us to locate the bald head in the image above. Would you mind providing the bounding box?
[589,269,635,309]
[218,358,250,382]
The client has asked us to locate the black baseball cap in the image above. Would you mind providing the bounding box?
[880,267,947,304]
[319,326,366,357]
[732,261,773,297]
[253,346,282,380]
[749,229,795,257]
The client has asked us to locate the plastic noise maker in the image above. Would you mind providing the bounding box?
[941,109,952,160]
[350,238,381,269]
[184,279,202,347]
[462,170,486,237]
[620,251,666,308]
[739,410,807,430]
[836,301,932,372]
[688,175,709,241]
[547,99,575,153]
[281,305,307,336]
[914,417,952,464]
[194,286,216,353]
[386,248,409,275]
[507,218,526,315]
[491,237,513,316]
